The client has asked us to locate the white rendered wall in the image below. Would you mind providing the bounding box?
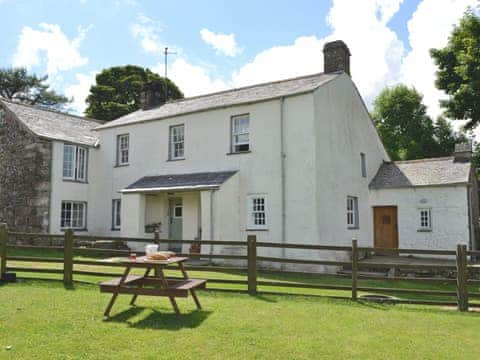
[313,74,388,249]
[369,186,470,250]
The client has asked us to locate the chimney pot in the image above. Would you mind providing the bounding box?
[454,142,472,162]
[140,82,166,110]
[323,40,351,76]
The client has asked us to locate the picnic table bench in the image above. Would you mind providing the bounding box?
[100,256,206,317]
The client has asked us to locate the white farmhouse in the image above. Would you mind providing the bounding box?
[0,40,478,264]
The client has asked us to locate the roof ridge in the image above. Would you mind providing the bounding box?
[391,156,454,165]
[142,72,329,111]
[0,97,104,124]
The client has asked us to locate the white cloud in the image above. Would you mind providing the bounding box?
[400,0,477,121]
[232,36,324,87]
[131,14,164,54]
[154,58,228,97]
[232,0,404,107]
[200,28,242,57]
[65,71,97,114]
[12,23,90,75]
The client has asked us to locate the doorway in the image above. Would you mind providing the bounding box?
[373,206,398,249]
[168,198,183,252]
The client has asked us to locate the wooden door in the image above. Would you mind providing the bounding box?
[373,206,398,249]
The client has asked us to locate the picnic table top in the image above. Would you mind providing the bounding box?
[110,256,188,267]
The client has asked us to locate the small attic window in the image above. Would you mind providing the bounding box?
[0,108,5,126]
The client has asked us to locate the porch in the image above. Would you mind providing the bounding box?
[118,171,238,253]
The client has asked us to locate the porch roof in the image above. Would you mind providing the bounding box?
[121,170,238,193]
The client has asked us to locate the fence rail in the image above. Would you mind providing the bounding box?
[0,223,478,312]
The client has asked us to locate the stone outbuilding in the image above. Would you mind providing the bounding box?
[0,100,101,233]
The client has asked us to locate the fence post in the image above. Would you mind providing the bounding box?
[351,238,358,301]
[63,228,74,286]
[456,244,468,312]
[247,235,257,296]
[0,223,8,280]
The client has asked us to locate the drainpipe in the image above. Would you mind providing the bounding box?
[280,97,286,263]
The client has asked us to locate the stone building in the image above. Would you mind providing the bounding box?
[0,100,100,232]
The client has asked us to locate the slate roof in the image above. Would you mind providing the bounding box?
[369,157,472,189]
[1,99,102,146]
[96,72,341,130]
[122,171,238,192]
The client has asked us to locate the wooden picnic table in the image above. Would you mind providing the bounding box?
[100,256,206,317]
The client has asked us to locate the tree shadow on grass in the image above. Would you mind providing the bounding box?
[104,306,212,330]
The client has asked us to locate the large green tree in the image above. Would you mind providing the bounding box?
[372,85,438,160]
[430,9,480,129]
[0,67,69,109]
[85,65,183,121]
[372,84,466,160]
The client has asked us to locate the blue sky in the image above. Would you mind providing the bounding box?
[0,0,476,124]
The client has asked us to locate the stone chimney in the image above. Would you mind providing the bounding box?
[454,142,472,162]
[140,82,166,110]
[323,40,351,76]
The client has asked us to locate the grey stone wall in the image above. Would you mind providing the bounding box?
[0,105,52,232]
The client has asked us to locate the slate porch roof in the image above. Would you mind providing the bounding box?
[1,99,102,146]
[95,72,342,130]
[369,157,472,189]
[121,171,238,193]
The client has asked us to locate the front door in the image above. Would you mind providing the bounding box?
[373,206,398,249]
[168,198,183,252]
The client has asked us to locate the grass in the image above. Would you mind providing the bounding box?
[1,279,480,359]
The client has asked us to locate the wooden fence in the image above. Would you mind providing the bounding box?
[1,223,479,312]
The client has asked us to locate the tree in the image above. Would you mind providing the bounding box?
[434,116,469,156]
[85,65,183,121]
[0,67,69,109]
[372,85,439,160]
[430,9,480,129]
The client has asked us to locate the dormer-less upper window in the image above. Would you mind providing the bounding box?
[63,144,87,182]
[169,124,185,160]
[116,134,129,166]
[231,114,250,153]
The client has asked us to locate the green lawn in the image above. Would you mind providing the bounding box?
[1,279,480,359]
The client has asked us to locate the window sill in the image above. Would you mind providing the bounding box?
[62,179,88,184]
[167,158,185,162]
[61,228,88,232]
[347,226,360,230]
[246,228,269,232]
[111,228,120,231]
[227,151,251,156]
[114,164,129,168]
[417,229,432,232]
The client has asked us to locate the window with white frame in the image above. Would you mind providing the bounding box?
[169,125,184,159]
[419,208,432,230]
[231,114,250,153]
[347,196,359,229]
[246,195,268,230]
[112,199,121,230]
[116,134,129,165]
[62,144,87,182]
[360,153,367,178]
[61,201,86,229]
